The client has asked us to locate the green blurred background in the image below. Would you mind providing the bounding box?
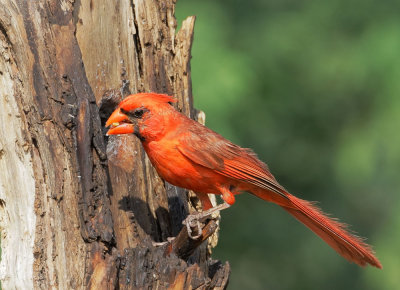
[176,1,399,289]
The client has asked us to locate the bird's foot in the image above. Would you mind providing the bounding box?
[183,203,231,239]
[183,214,203,239]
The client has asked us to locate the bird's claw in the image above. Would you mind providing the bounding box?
[183,203,231,240]
[183,214,205,239]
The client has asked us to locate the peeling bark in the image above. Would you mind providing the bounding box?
[0,1,229,289]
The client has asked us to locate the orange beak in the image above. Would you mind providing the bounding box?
[105,108,135,135]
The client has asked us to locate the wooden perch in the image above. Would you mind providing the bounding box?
[166,218,219,260]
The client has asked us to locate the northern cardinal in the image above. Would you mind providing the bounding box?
[106,93,381,268]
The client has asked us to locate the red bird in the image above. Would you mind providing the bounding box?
[106,93,381,268]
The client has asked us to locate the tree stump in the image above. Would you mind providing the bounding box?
[0,1,230,289]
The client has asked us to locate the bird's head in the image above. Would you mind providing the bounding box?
[105,93,177,140]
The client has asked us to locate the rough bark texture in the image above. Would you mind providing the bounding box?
[0,1,229,289]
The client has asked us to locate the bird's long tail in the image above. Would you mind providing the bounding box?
[252,189,382,268]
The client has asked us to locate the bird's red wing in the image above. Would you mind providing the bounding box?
[176,129,226,170]
[176,123,288,198]
[222,158,287,196]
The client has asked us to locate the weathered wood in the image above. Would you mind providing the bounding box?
[118,239,230,289]
[0,1,230,289]
[167,219,219,260]
[0,6,37,287]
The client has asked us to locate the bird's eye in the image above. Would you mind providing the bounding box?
[133,109,144,118]
[121,106,148,119]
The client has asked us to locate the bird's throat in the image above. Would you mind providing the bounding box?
[134,124,145,141]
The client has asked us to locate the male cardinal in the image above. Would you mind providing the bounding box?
[106,93,381,268]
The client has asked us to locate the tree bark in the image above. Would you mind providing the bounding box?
[0,1,229,289]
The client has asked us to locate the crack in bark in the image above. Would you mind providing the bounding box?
[130,0,144,78]
[0,20,12,49]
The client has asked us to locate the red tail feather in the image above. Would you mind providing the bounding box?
[284,193,381,268]
[254,190,382,268]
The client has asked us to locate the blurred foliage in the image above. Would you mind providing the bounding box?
[176,1,400,289]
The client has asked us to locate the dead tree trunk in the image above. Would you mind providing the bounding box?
[0,1,229,289]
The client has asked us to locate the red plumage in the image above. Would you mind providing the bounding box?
[106,93,382,268]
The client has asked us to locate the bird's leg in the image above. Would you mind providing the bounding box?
[187,202,231,222]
